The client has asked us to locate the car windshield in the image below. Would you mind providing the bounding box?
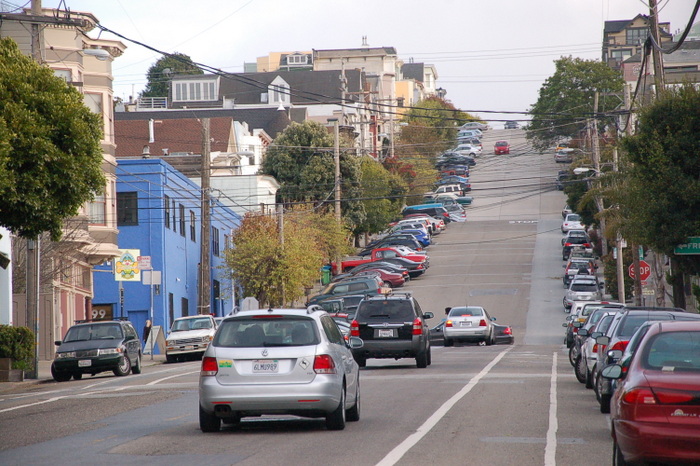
[571,282,598,292]
[171,317,213,332]
[644,331,700,371]
[357,300,414,320]
[496,141,508,147]
[64,323,123,342]
[214,317,319,347]
[449,306,484,317]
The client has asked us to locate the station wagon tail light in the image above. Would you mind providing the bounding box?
[592,343,599,353]
[313,354,336,374]
[412,318,423,335]
[479,319,487,327]
[445,320,453,327]
[201,357,218,376]
[504,327,512,335]
[350,320,360,337]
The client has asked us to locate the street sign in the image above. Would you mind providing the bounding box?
[674,237,700,255]
[138,255,152,270]
[628,260,651,281]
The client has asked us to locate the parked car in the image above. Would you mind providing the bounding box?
[445,203,467,222]
[51,319,142,381]
[563,276,603,310]
[165,315,217,363]
[561,229,589,246]
[593,306,696,413]
[307,275,386,305]
[350,292,433,368]
[561,213,584,233]
[561,204,572,218]
[494,140,510,155]
[443,306,498,346]
[460,121,489,131]
[504,120,519,129]
[563,256,597,286]
[602,320,700,465]
[198,307,363,432]
[454,143,482,157]
[574,309,620,388]
[316,294,366,319]
[556,172,570,190]
[554,149,574,163]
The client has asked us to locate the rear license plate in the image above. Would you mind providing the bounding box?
[377,329,395,338]
[78,359,92,367]
[252,360,278,373]
[460,321,472,327]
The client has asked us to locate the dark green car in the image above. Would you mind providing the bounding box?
[51,320,142,381]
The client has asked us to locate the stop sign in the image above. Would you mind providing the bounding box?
[628,260,651,281]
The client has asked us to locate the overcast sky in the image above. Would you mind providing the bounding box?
[38,1,698,124]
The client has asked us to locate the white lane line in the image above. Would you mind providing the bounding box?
[544,352,558,466]
[0,396,68,414]
[376,346,512,466]
[146,370,200,385]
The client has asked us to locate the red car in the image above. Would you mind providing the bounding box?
[603,320,700,465]
[494,140,510,155]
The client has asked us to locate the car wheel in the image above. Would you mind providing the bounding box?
[613,439,628,465]
[131,352,142,374]
[199,404,221,432]
[575,356,587,383]
[416,350,428,368]
[478,340,487,346]
[443,338,454,347]
[51,364,71,382]
[326,388,346,430]
[165,354,176,364]
[72,373,82,381]
[569,345,578,367]
[596,373,611,413]
[346,382,360,422]
[382,281,392,288]
[485,332,494,346]
[113,355,131,377]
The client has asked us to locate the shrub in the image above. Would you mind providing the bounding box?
[0,325,35,371]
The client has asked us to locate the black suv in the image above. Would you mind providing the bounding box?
[350,292,434,368]
[51,319,142,382]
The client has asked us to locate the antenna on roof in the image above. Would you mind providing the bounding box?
[362,36,369,47]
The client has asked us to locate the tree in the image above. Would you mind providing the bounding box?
[527,57,624,151]
[141,52,202,98]
[261,121,365,227]
[0,38,105,241]
[354,157,407,236]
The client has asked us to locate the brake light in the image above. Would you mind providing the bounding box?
[201,357,218,376]
[313,354,336,374]
[350,320,359,336]
[412,318,423,335]
[610,340,629,352]
[622,388,656,405]
[655,389,695,404]
[504,327,512,335]
[445,320,453,327]
[592,343,599,353]
[479,319,487,327]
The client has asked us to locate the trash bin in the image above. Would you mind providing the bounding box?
[321,265,332,285]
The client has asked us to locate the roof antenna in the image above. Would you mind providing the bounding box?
[361,36,369,47]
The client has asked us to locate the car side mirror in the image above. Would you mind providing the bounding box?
[348,336,364,349]
[577,328,589,337]
[562,322,568,327]
[601,364,622,380]
[572,321,583,328]
[596,335,610,346]
[491,317,497,321]
[423,312,434,319]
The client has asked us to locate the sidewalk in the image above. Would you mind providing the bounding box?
[0,353,166,395]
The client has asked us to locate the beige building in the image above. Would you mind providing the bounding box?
[1,7,124,357]
[603,14,673,70]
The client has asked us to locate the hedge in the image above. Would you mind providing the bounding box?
[0,325,35,371]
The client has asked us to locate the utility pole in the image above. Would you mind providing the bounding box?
[198,118,211,315]
[277,203,285,305]
[331,118,341,223]
[648,0,665,94]
[590,92,607,257]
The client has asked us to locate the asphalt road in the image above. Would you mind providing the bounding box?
[0,130,614,465]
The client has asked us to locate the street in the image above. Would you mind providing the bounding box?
[0,130,614,465]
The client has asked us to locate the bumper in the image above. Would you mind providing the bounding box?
[444,327,488,341]
[353,338,424,359]
[615,420,700,464]
[53,354,122,373]
[166,342,210,356]
[199,375,342,417]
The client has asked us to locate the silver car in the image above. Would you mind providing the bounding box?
[563,276,602,310]
[443,306,497,346]
[198,307,363,432]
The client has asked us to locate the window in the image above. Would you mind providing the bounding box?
[179,204,185,236]
[172,80,218,102]
[89,193,106,225]
[181,297,189,317]
[224,234,230,251]
[213,280,220,315]
[117,192,138,226]
[190,210,196,241]
[212,227,220,256]
[268,77,290,104]
[83,93,103,115]
[287,55,308,65]
[626,27,647,45]
[53,69,72,82]
[164,195,170,228]
[172,199,177,231]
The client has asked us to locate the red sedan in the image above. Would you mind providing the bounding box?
[494,140,510,155]
[604,320,700,465]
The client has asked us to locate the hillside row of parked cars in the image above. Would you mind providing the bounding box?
[559,206,700,465]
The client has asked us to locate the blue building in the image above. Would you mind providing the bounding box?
[93,159,240,341]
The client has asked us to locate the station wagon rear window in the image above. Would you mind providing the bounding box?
[214,316,319,347]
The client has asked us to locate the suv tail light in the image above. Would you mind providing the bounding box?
[350,320,359,337]
[201,357,218,376]
[313,354,336,374]
[504,326,512,335]
[412,318,423,335]
[479,319,487,327]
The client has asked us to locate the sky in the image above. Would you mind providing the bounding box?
[26,0,699,124]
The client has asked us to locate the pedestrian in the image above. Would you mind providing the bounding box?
[143,319,152,346]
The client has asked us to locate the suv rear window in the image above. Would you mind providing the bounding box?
[357,300,415,321]
[214,316,319,347]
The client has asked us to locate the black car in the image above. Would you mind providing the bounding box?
[51,319,142,381]
[350,292,433,368]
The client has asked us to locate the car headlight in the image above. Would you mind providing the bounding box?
[98,347,122,355]
[166,340,174,346]
[56,352,76,359]
[203,335,213,343]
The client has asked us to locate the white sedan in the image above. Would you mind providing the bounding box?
[561,213,584,233]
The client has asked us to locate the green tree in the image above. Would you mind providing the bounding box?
[527,57,624,151]
[354,157,407,236]
[141,52,202,98]
[0,38,105,241]
[261,120,365,228]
